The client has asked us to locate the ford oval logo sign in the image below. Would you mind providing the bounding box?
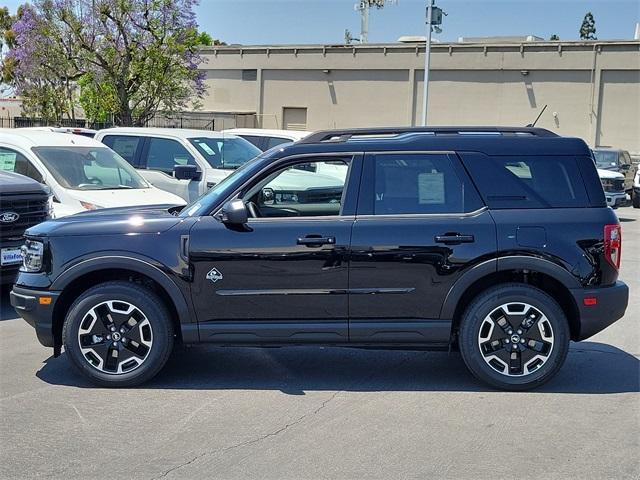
[0,212,20,223]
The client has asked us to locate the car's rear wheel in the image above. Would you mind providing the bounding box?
[633,191,640,208]
[63,281,173,387]
[458,283,570,391]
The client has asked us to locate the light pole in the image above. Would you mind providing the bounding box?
[421,1,444,126]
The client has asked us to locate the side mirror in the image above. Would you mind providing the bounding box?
[220,199,248,225]
[174,164,201,181]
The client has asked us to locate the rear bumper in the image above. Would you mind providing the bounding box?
[571,281,629,341]
[10,286,60,348]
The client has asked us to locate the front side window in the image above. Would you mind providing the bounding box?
[189,137,261,170]
[372,154,469,215]
[242,159,350,218]
[0,147,43,183]
[32,146,148,190]
[145,138,196,173]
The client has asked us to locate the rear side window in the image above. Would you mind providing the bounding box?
[0,147,43,183]
[364,153,482,215]
[461,154,589,208]
[102,135,140,165]
[145,137,196,173]
[265,137,291,150]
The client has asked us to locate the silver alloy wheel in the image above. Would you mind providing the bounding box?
[477,302,554,377]
[77,300,153,375]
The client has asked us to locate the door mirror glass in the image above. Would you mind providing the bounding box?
[221,199,248,225]
[174,164,201,181]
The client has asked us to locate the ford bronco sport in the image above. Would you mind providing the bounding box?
[10,127,629,390]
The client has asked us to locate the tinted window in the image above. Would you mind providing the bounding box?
[102,135,140,165]
[145,138,196,173]
[371,153,475,215]
[265,137,291,149]
[0,147,43,183]
[238,135,264,150]
[188,137,260,169]
[461,154,589,208]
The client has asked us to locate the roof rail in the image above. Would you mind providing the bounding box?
[299,126,558,144]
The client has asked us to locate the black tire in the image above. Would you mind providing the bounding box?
[633,191,640,208]
[62,281,174,387]
[458,283,570,391]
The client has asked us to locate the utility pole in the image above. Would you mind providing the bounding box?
[421,0,444,126]
[353,1,397,44]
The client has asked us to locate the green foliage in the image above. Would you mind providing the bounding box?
[549,34,560,41]
[580,12,597,40]
[77,73,118,122]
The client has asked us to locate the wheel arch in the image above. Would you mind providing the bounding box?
[51,255,195,348]
[443,256,581,341]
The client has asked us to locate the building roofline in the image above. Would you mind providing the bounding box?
[200,39,640,53]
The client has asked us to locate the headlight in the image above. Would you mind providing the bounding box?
[600,179,615,192]
[20,239,44,272]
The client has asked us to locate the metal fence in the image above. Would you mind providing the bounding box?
[0,115,218,131]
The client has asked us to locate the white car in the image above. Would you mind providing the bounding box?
[95,127,262,202]
[222,128,311,151]
[597,168,627,209]
[633,168,639,208]
[0,130,185,218]
[18,126,98,138]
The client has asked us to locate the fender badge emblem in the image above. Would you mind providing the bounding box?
[206,268,223,283]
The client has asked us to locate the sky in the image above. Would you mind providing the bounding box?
[2,0,639,44]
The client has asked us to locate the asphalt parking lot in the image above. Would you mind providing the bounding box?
[0,209,638,480]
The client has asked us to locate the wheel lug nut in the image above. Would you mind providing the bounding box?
[120,328,125,333]
[520,338,525,343]
[505,339,510,343]
[507,330,513,335]
[107,335,111,340]
[517,329,522,335]
[110,326,116,332]
[512,344,518,350]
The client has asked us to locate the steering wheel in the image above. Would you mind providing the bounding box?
[86,177,103,186]
[246,201,260,218]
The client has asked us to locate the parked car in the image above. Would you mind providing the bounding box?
[0,171,51,285]
[11,126,628,391]
[0,130,185,217]
[222,128,311,151]
[95,128,262,202]
[597,168,627,208]
[592,148,637,196]
[634,169,640,208]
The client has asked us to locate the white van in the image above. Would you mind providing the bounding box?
[94,128,262,202]
[0,130,185,218]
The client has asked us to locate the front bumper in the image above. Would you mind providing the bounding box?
[604,191,627,208]
[571,281,629,341]
[10,286,61,348]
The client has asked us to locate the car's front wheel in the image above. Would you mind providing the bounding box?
[62,281,174,387]
[458,283,570,391]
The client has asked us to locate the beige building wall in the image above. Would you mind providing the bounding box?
[199,41,640,153]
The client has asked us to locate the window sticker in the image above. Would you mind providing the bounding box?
[196,141,216,156]
[0,152,17,171]
[418,172,445,204]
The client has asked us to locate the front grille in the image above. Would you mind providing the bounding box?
[604,179,625,193]
[0,193,49,242]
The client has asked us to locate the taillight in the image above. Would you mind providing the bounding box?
[604,224,621,270]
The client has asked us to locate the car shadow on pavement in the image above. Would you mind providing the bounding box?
[35,341,639,395]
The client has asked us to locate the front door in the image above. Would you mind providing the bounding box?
[348,152,496,343]
[189,154,360,343]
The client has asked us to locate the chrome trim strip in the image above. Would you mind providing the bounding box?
[215,287,414,296]
[354,206,488,220]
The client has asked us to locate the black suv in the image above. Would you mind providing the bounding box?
[1,171,50,285]
[10,127,629,390]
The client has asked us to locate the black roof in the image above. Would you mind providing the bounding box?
[283,126,591,157]
[0,171,49,195]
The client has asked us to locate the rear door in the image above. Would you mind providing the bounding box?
[348,151,496,343]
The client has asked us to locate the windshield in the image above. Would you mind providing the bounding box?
[189,137,261,170]
[32,146,149,190]
[593,150,618,168]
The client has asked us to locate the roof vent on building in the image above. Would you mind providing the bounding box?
[457,35,544,43]
[397,35,440,43]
